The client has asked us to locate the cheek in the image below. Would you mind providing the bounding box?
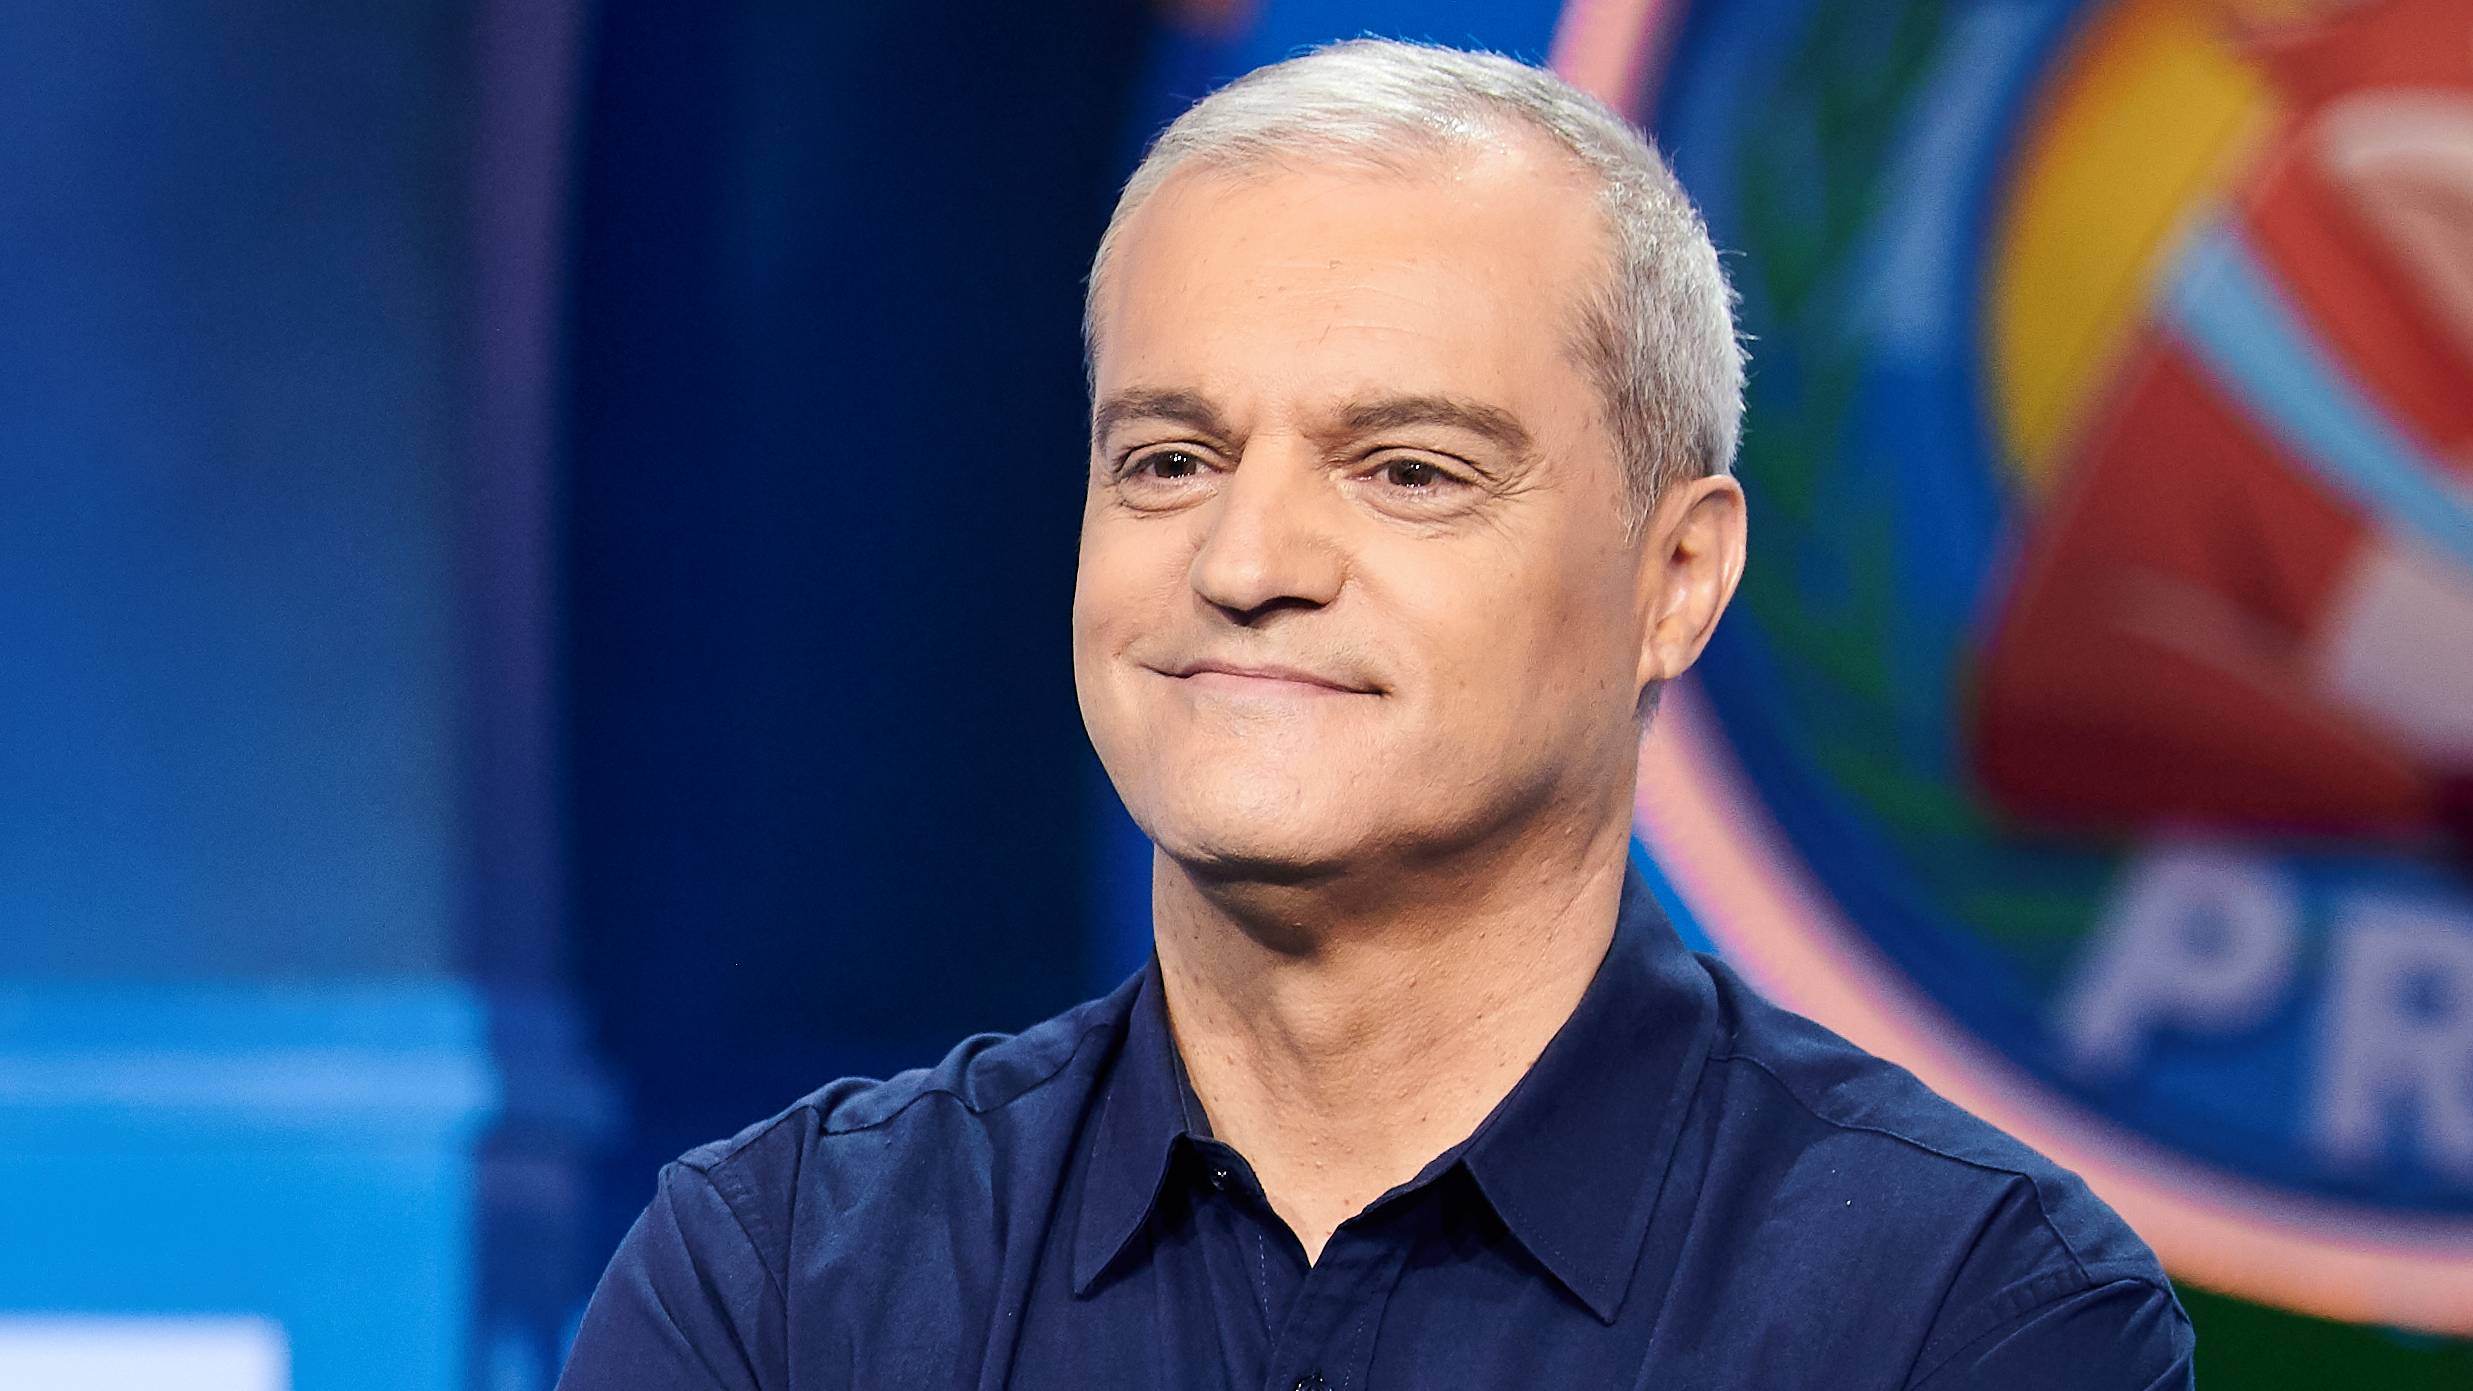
[1072,517,1191,689]
[1416,556,1630,720]
[1074,520,1152,633]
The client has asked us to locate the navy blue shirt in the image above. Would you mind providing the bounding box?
[560,869,2193,1389]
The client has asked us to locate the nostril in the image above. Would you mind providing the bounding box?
[1202,592,1325,627]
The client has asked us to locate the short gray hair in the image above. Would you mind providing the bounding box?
[1083,37,1744,520]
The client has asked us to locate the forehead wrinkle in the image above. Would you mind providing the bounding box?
[1247,253,1503,310]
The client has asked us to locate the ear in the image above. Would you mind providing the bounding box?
[1633,473,1748,694]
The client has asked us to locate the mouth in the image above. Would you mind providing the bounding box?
[1153,659,1381,697]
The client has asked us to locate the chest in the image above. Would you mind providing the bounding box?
[776,1184,1921,1391]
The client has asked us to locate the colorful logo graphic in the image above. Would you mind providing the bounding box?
[1620,0,2473,1331]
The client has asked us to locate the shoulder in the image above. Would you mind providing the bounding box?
[561,982,1142,1386]
[1688,955,2189,1383]
[1697,952,2161,1276]
[666,977,1139,1289]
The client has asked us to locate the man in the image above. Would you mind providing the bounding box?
[560,39,2195,1389]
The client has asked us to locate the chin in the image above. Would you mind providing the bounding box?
[1136,772,1376,887]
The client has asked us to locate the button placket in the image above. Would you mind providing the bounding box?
[1259,1212,1408,1391]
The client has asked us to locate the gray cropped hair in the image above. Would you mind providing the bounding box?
[1083,37,1744,521]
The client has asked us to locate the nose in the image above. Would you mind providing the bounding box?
[1187,435,1345,622]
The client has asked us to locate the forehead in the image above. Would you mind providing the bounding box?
[1091,138,1609,408]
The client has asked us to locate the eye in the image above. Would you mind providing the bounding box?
[1380,458,1450,489]
[1109,445,1221,511]
[1352,451,1483,519]
[1128,448,1207,481]
[1364,454,1476,496]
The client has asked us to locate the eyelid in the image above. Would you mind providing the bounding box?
[1357,448,1480,485]
[1114,442,1221,479]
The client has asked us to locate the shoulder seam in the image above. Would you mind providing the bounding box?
[821,1008,1123,1137]
[1706,1048,2093,1279]
[680,1104,819,1179]
[672,1006,1125,1290]
[674,1002,1128,1179]
[666,1159,789,1307]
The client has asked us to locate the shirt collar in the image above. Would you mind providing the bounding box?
[1070,861,1719,1320]
[1071,954,1202,1295]
[1456,860,1719,1322]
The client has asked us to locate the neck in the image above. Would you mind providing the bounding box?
[1149,813,1633,1263]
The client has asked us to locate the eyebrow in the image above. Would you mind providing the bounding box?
[1092,387,1536,460]
[1338,394,1535,459]
[1091,388,1233,448]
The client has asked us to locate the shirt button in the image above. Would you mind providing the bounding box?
[1209,1166,1231,1190]
[1291,1376,1326,1391]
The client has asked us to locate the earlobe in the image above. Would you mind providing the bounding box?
[1633,474,1749,691]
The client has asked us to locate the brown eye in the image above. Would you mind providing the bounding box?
[1133,448,1204,480]
[1353,453,1479,518]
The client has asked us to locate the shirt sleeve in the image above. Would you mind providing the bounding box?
[1903,1267,2195,1391]
[556,1161,787,1391]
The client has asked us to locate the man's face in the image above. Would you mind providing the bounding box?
[1074,137,1654,883]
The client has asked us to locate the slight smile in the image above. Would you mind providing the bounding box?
[1156,660,1381,696]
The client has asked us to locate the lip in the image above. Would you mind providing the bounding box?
[1160,659,1377,695]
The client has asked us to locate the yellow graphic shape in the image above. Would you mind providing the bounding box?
[1989,0,2276,491]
